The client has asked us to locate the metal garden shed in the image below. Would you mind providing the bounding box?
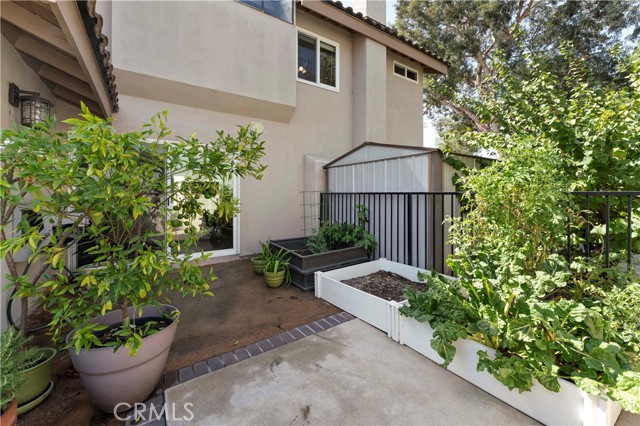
[322,142,485,273]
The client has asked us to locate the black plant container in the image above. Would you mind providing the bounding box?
[270,238,369,291]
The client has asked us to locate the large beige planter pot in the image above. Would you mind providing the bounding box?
[66,305,178,413]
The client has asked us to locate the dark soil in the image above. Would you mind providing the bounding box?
[342,271,428,302]
[95,317,172,345]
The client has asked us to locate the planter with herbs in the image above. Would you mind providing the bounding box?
[262,245,291,288]
[272,205,375,290]
[398,302,623,426]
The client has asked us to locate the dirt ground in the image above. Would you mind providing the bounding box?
[342,271,428,301]
[18,258,340,426]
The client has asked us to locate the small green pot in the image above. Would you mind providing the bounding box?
[251,257,266,275]
[17,348,56,405]
[263,270,285,288]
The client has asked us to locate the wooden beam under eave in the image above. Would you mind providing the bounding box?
[13,34,87,82]
[0,1,75,57]
[50,1,112,117]
[52,86,102,116]
[38,64,97,101]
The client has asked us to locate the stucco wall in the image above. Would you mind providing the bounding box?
[0,36,60,331]
[386,51,423,147]
[109,0,296,122]
[1,36,56,130]
[112,10,354,255]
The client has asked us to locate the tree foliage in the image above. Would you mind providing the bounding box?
[0,105,267,355]
[395,0,640,151]
[400,48,640,412]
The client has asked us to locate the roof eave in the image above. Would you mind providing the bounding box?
[299,1,448,75]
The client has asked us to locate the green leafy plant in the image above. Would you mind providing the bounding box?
[0,118,73,332]
[306,204,377,255]
[263,246,291,284]
[201,184,239,240]
[0,328,39,412]
[401,45,640,413]
[0,104,267,356]
[258,239,272,260]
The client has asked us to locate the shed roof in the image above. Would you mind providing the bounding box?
[324,142,438,168]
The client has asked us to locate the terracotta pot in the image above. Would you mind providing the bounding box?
[66,305,178,413]
[264,270,285,288]
[1,398,17,426]
[17,348,56,405]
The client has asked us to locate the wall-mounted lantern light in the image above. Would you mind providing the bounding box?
[8,82,53,126]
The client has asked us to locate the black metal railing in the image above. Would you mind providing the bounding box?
[319,192,463,274]
[568,191,640,268]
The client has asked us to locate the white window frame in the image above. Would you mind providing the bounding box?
[393,61,419,84]
[145,139,241,260]
[296,28,340,93]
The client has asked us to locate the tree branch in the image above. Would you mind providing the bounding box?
[441,100,492,133]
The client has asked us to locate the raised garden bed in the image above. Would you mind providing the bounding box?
[316,259,623,426]
[315,259,425,340]
[271,238,368,291]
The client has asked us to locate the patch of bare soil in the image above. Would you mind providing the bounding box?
[18,258,341,426]
[342,271,427,302]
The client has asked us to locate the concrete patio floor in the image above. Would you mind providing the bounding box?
[165,319,640,426]
[18,258,340,426]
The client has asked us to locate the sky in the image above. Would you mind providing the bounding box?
[340,1,439,147]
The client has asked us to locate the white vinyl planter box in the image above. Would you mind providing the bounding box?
[315,258,426,341]
[400,316,622,426]
[317,259,623,426]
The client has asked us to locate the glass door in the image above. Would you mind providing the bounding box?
[171,175,238,258]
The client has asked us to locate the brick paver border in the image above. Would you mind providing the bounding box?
[124,312,355,426]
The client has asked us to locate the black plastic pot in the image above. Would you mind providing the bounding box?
[270,238,368,291]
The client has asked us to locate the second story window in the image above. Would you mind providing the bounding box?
[238,0,293,23]
[297,30,339,92]
[393,61,418,83]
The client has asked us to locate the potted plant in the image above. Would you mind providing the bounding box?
[0,104,267,412]
[250,239,271,275]
[271,204,376,290]
[262,247,291,288]
[1,329,39,426]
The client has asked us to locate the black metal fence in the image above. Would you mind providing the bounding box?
[319,192,463,274]
[568,191,640,268]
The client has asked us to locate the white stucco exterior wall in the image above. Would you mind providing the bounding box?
[108,0,297,123]
[111,9,355,255]
[1,36,56,130]
[387,51,424,146]
[353,34,387,146]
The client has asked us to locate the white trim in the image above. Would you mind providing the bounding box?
[296,27,340,93]
[150,139,239,259]
[392,60,418,84]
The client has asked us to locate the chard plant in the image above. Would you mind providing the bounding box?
[401,45,640,413]
[1,104,266,355]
